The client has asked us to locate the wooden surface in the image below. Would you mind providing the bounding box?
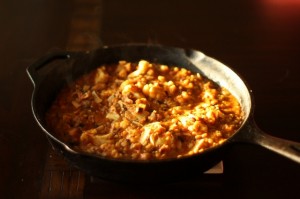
[1,0,300,198]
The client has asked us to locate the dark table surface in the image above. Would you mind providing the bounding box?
[1,0,300,198]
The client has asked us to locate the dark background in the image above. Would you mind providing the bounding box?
[1,0,300,198]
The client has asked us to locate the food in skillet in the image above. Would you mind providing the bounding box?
[46,60,243,160]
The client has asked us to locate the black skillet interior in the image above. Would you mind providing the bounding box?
[28,44,252,183]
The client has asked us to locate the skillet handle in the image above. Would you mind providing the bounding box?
[26,52,71,85]
[235,119,300,164]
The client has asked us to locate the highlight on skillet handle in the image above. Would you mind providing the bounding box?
[237,119,300,164]
[26,52,71,85]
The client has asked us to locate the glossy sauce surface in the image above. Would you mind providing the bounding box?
[46,60,243,160]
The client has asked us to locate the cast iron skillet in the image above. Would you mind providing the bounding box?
[27,44,300,183]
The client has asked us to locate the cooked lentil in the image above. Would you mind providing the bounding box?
[46,60,243,160]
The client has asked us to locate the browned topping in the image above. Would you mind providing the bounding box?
[46,60,243,160]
